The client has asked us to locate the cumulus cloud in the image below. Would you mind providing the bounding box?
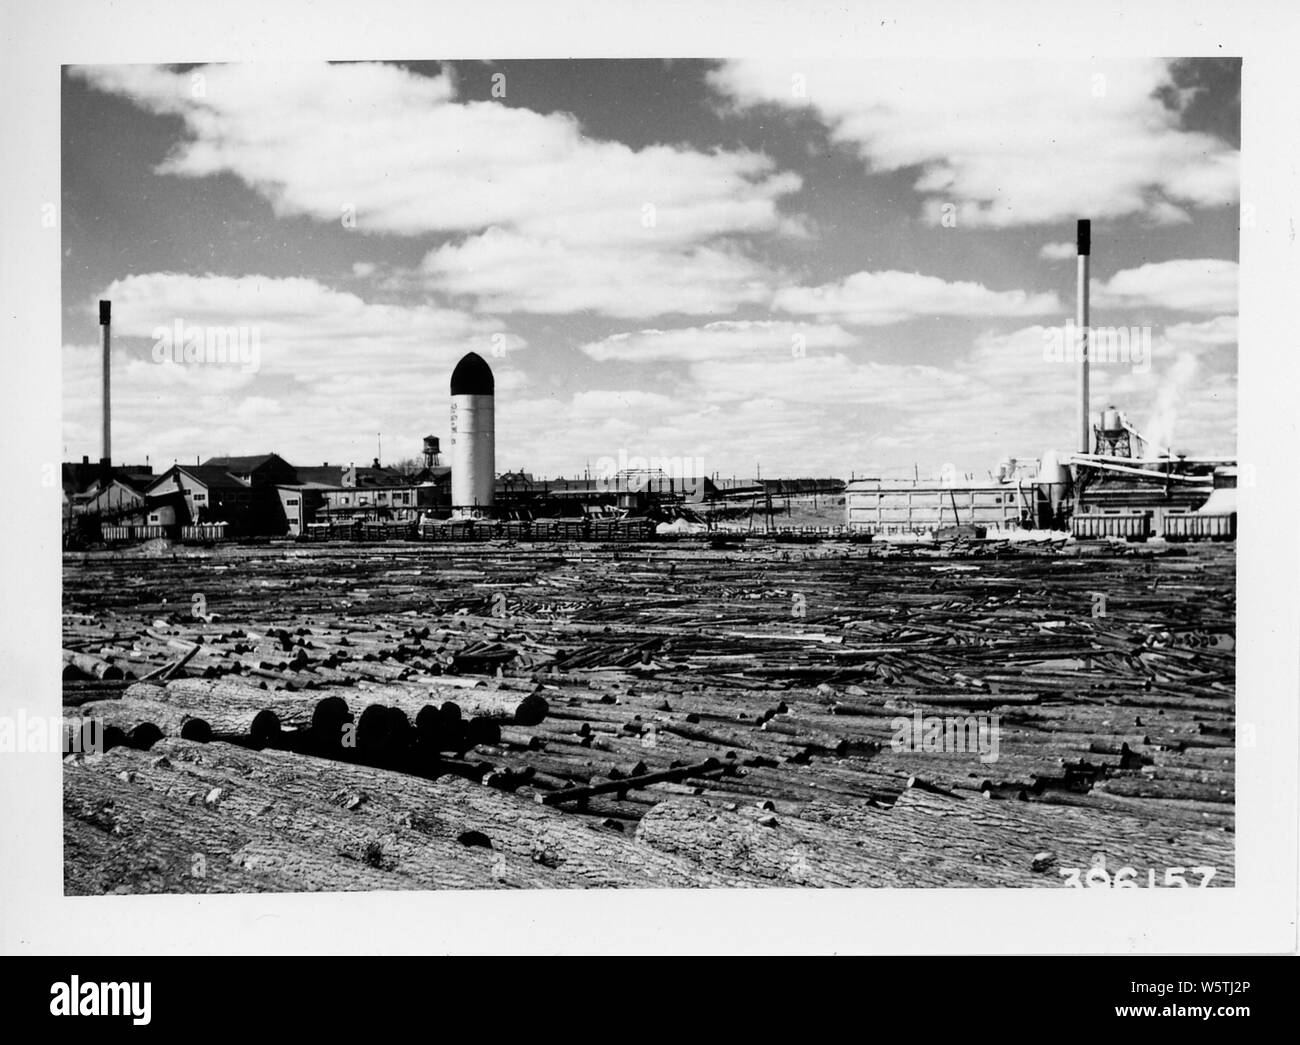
[73,62,801,318]
[95,272,519,377]
[967,325,1078,386]
[710,59,1238,227]
[63,273,526,467]
[1161,314,1237,347]
[1095,259,1238,313]
[1039,242,1077,261]
[64,333,528,470]
[580,320,856,362]
[562,306,1236,473]
[773,271,1061,325]
[689,354,974,407]
[65,60,1239,476]
[422,231,775,319]
[952,323,1236,460]
[571,389,680,415]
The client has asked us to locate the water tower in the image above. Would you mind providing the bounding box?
[1094,405,1132,458]
[422,435,442,470]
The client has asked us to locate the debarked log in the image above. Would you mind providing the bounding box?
[63,649,125,681]
[64,753,428,893]
[123,682,283,744]
[128,679,339,742]
[75,743,546,889]
[327,679,549,728]
[146,738,754,887]
[70,698,213,747]
[634,797,905,887]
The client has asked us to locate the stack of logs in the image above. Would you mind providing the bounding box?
[63,539,1235,891]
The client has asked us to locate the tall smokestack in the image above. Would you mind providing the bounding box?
[1076,220,1091,455]
[449,352,495,517]
[99,300,112,476]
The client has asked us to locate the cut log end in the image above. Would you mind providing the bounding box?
[250,709,282,746]
[513,694,549,727]
[180,719,213,744]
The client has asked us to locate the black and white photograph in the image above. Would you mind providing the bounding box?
[2,0,1298,977]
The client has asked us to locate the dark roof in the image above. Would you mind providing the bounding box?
[112,469,157,492]
[293,466,346,487]
[62,462,100,495]
[411,466,452,484]
[151,465,250,491]
[62,462,154,495]
[349,466,411,487]
[201,454,288,473]
[451,352,494,396]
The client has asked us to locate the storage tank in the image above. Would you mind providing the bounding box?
[449,352,495,517]
[1038,449,1069,523]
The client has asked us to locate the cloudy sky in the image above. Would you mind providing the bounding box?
[62,58,1239,479]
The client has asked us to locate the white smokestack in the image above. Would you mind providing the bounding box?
[449,352,495,517]
[1076,220,1091,455]
[99,300,112,473]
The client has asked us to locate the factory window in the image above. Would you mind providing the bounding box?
[193,493,206,502]
[286,498,299,507]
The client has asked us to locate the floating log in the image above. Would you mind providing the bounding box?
[70,698,213,745]
[436,690,548,726]
[537,758,727,806]
[64,539,1237,891]
[148,739,742,887]
[636,780,1233,887]
[62,679,134,706]
[63,649,124,681]
[65,747,494,892]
